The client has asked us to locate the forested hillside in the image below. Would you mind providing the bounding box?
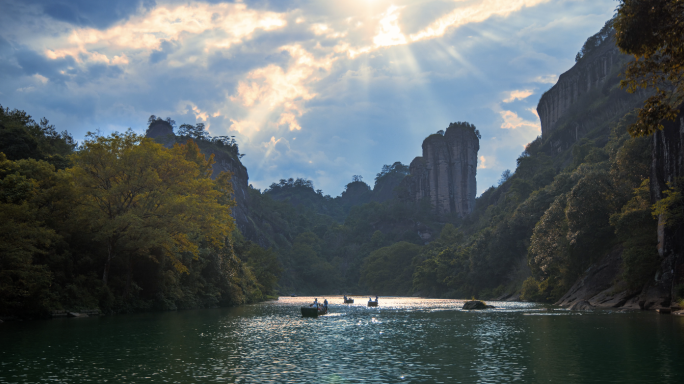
[3,13,682,318]
[0,107,280,318]
[237,20,673,308]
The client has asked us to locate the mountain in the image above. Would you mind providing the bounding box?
[399,122,480,217]
[141,20,681,309]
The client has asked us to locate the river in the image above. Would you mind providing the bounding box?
[1,297,683,383]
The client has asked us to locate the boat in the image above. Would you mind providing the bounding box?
[367,300,378,307]
[301,305,328,317]
[344,296,354,304]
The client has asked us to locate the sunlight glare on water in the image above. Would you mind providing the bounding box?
[1,296,683,383]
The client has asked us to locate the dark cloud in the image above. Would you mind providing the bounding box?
[84,63,124,80]
[22,0,156,29]
[14,47,74,84]
[208,48,290,75]
[150,39,178,64]
[0,36,11,54]
[0,0,617,195]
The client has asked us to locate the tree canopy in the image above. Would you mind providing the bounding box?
[614,0,684,136]
[70,131,235,284]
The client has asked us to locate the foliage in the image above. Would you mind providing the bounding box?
[148,115,176,128]
[0,112,280,318]
[360,242,421,295]
[0,105,76,169]
[374,162,409,185]
[0,153,59,316]
[610,179,659,289]
[575,19,614,62]
[652,180,684,227]
[70,131,235,284]
[498,170,512,185]
[614,0,684,137]
[178,123,210,141]
[446,121,481,140]
[520,277,564,303]
[528,193,570,281]
[264,177,344,221]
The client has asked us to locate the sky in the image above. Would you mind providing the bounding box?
[0,0,616,196]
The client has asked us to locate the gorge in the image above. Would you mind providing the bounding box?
[1,17,683,320]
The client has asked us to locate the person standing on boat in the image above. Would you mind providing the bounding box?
[312,298,318,308]
[324,299,328,308]
[375,296,378,303]
[344,295,347,301]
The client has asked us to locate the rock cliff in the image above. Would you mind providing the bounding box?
[209,148,251,236]
[537,38,627,138]
[401,122,479,217]
[650,106,684,306]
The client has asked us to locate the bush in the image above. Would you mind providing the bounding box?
[520,277,542,302]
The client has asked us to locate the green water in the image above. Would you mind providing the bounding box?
[1,297,683,383]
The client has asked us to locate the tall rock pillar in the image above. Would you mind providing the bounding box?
[401,122,480,217]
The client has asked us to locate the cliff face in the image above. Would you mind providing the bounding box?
[210,149,251,235]
[537,38,628,139]
[650,108,684,305]
[401,123,479,217]
[145,125,252,236]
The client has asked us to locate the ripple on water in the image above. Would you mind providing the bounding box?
[1,297,684,383]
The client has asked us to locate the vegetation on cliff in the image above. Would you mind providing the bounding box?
[239,22,663,302]
[4,9,682,314]
[0,107,279,318]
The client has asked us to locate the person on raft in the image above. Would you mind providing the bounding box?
[324,299,328,308]
[311,298,318,308]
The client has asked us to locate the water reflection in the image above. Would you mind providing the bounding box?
[1,297,683,383]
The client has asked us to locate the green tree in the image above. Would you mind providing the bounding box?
[69,131,235,285]
[528,194,570,281]
[0,106,75,168]
[614,0,684,136]
[611,179,660,288]
[0,154,59,316]
[360,241,421,295]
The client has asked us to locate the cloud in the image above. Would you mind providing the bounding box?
[499,110,540,131]
[532,74,558,84]
[230,44,334,133]
[503,89,534,103]
[177,101,210,122]
[373,6,408,48]
[23,0,156,29]
[0,0,618,196]
[45,2,287,63]
[478,155,487,169]
[149,39,178,63]
[14,47,75,84]
[409,0,550,42]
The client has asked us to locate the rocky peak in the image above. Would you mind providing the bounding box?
[145,120,174,138]
[400,122,479,217]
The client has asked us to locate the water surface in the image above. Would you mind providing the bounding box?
[2,297,683,383]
